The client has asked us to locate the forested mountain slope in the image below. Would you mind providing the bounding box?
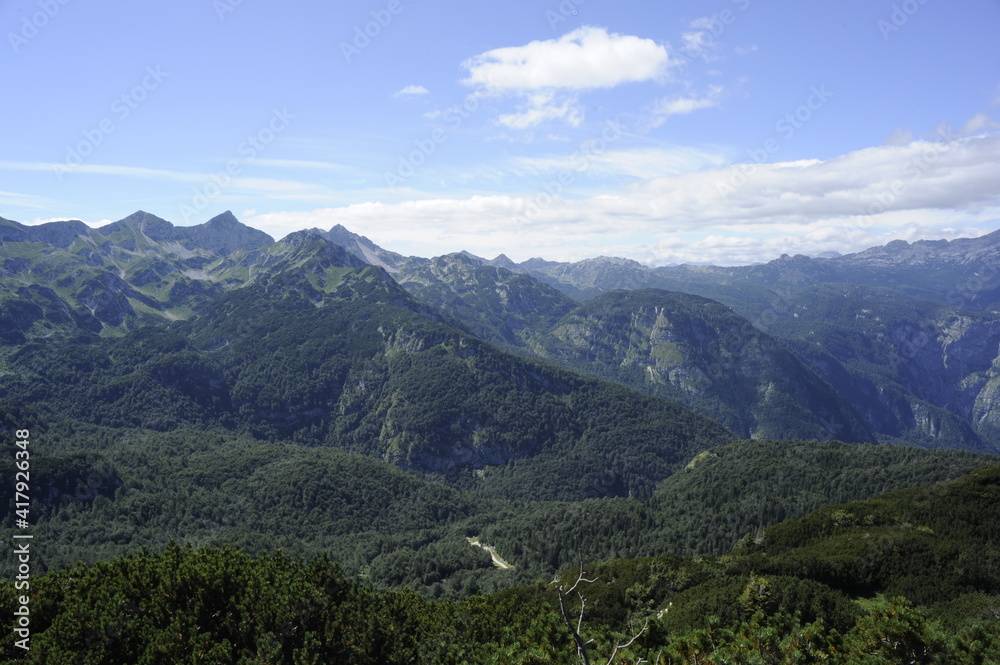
[2,227,733,502]
[357,224,1000,453]
[5,464,999,663]
[6,210,1000,454]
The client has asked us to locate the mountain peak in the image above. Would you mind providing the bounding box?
[94,211,176,245]
[28,219,92,248]
[276,230,368,267]
[120,210,157,222]
[280,228,331,247]
[204,210,241,227]
[184,212,273,254]
[488,253,517,270]
[456,250,487,265]
[315,224,407,273]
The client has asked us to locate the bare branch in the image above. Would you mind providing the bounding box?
[557,557,650,665]
[557,585,592,665]
[564,559,598,596]
[603,619,649,665]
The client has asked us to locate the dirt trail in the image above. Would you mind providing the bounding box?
[466,537,513,570]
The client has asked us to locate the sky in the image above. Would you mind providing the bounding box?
[2,0,999,265]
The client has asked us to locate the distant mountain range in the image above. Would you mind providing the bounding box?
[3,210,1000,456]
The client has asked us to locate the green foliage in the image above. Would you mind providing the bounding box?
[2,467,1000,662]
[395,253,577,349]
[0,544,546,664]
[736,465,1000,604]
[6,219,1000,662]
[478,439,994,577]
[526,289,874,443]
[3,278,733,501]
[0,427,491,589]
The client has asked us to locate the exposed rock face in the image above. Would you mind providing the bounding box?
[181,211,274,255]
[393,252,576,347]
[25,219,92,248]
[0,211,276,337]
[5,211,1000,456]
[317,224,408,272]
[536,289,873,442]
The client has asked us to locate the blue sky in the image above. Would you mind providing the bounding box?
[2,0,999,264]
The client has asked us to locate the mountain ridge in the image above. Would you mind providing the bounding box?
[12,210,999,278]
[5,210,1000,453]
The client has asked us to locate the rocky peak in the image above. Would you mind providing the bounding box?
[101,210,175,240]
[316,224,407,272]
[488,253,518,270]
[27,219,92,248]
[184,211,273,254]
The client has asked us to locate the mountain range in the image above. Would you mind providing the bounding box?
[4,210,1000,456]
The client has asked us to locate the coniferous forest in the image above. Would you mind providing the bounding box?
[2,213,1000,663]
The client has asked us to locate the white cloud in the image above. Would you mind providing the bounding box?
[884,128,913,146]
[647,85,724,128]
[656,95,718,116]
[0,161,339,203]
[497,93,583,130]
[961,113,1000,134]
[394,85,429,97]
[246,132,1000,265]
[647,222,995,266]
[254,158,346,170]
[679,16,729,62]
[461,26,670,129]
[462,26,671,92]
[0,190,50,210]
[512,146,727,180]
[8,128,997,267]
[680,30,714,60]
